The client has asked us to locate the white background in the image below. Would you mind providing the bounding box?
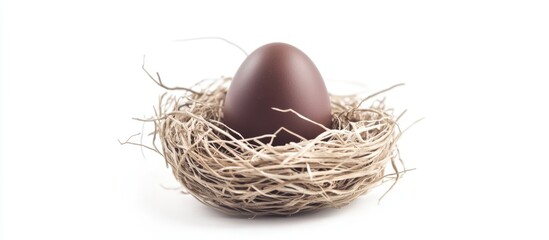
[1,0,548,239]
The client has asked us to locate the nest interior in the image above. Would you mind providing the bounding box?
[152,78,403,216]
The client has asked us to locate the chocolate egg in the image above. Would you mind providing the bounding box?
[222,42,332,146]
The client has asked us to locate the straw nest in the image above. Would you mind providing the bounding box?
[142,77,405,216]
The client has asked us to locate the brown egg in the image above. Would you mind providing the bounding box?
[222,42,332,146]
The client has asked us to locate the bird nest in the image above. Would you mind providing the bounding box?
[138,77,407,216]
